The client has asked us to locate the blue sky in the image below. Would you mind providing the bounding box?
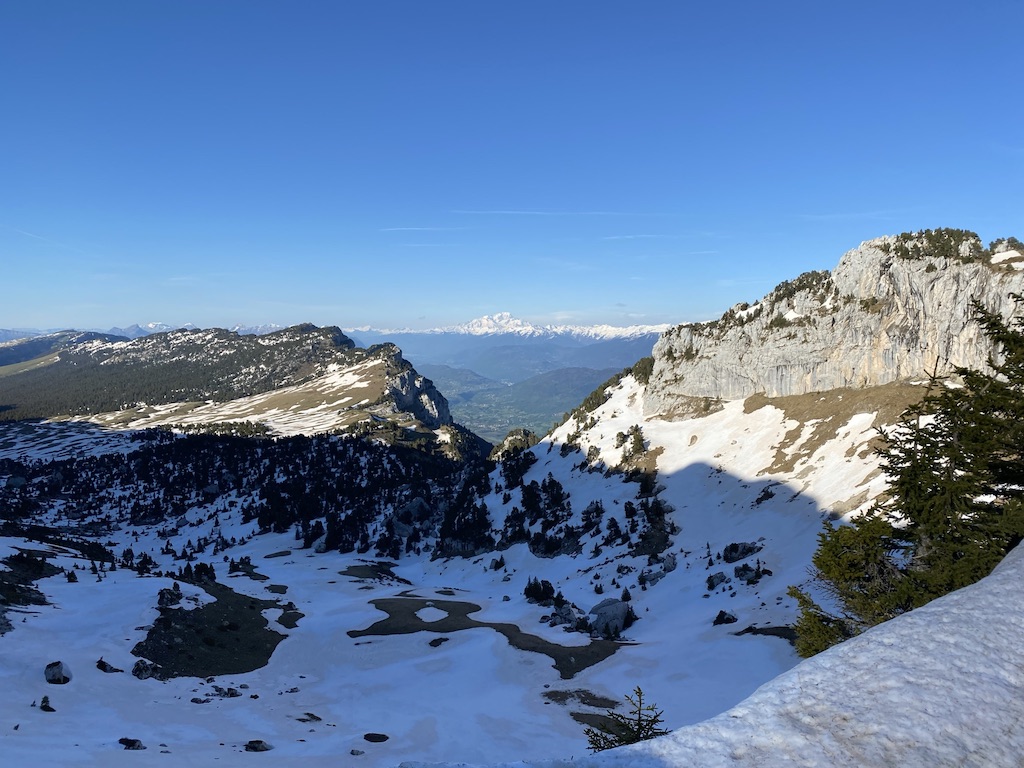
[3,1,1022,331]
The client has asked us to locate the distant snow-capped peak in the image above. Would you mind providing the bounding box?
[443,312,542,335]
[357,312,672,340]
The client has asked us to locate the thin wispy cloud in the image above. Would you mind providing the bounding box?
[0,223,93,256]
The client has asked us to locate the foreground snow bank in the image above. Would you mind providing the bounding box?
[423,544,1024,768]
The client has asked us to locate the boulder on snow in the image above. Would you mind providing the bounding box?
[96,657,123,674]
[548,603,577,627]
[722,541,763,563]
[707,571,728,591]
[157,587,182,607]
[131,659,167,681]
[244,739,273,752]
[713,610,738,626]
[118,737,146,750]
[44,661,72,685]
[590,598,628,638]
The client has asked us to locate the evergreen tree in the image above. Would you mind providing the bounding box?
[584,686,668,752]
[790,299,1024,656]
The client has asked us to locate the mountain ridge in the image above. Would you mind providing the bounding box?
[646,229,1024,416]
[1,229,1022,765]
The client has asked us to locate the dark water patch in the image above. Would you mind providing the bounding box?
[348,596,620,679]
[277,609,304,629]
[543,688,619,708]
[131,582,286,678]
[340,560,412,585]
[734,624,797,644]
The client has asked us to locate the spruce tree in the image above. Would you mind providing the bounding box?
[790,298,1024,657]
[584,686,668,752]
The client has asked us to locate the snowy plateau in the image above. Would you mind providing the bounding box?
[1,230,1023,766]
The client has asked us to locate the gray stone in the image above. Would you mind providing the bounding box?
[244,739,273,752]
[706,571,728,591]
[44,661,72,685]
[723,541,762,563]
[131,659,167,681]
[96,658,123,673]
[548,603,576,627]
[589,598,628,638]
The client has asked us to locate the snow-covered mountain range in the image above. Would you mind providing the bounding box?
[1,229,1022,766]
[350,312,671,341]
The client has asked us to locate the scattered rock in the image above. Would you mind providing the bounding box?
[296,712,322,723]
[131,659,167,681]
[713,610,738,626]
[662,552,678,573]
[706,571,728,591]
[96,657,123,674]
[428,637,449,648]
[158,587,182,607]
[44,661,72,685]
[244,739,273,752]
[722,541,763,563]
[363,732,389,743]
[118,737,146,750]
[350,749,365,756]
[589,598,628,638]
[39,696,55,713]
[548,603,577,628]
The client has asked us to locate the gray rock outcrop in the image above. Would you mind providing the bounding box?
[44,661,71,684]
[374,345,452,429]
[645,232,1024,413]
[590,598,629,638]
[131,659,167,681]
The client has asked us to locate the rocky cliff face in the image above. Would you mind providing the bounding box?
[645,231,1024,416]
[373,343,452,429]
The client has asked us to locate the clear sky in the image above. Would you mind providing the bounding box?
[3,1,1022,332]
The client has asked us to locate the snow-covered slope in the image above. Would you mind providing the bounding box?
[447,541,1024,768]
[0,366,907,767]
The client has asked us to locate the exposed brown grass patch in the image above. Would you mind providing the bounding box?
[744,383,926,475]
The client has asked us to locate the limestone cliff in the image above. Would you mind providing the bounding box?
[373,343,453,429]
[645,230,1024,416]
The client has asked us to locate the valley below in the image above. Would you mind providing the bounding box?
[3,230,1024,766]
